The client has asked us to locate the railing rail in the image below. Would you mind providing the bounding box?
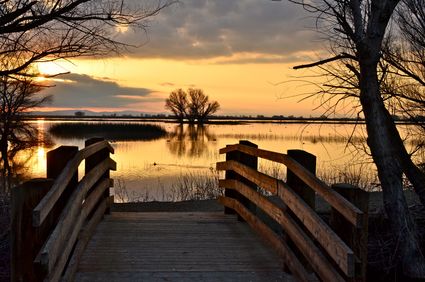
[11,138,116,282]
[217,141,369,282]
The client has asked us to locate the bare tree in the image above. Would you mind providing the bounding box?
[165,88,220,124]
[0,0,175,77]
[165,89,189,123]
[187,88,220,124]
[289,0,425,277]
[382,0,425,130]
[0,73,51,177]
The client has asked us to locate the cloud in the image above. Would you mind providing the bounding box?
[41,73,159,109]
[159,82,175,87]
[118,0,321,63]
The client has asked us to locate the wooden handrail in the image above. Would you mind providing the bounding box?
[12,139,116,282]
[219,144,364,227]
[36,158,116,273]
[33,141,114,227]
[217,142,369,281]
[217,160,278,194]
[220,179,354,278]
[218,196,319,282]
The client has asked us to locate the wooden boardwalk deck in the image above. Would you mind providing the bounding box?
[75,212,292,281]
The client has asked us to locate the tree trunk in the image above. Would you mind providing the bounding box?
[0,137,9,172]
[359,61,425,278]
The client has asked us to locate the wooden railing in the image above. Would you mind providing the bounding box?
[216,141,369,282]
[11,138,116,282]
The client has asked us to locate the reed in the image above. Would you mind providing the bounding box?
[114,169,222,202]
[48,122,167,141]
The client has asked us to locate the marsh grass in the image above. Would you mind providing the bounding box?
[169,169,222,201]
[318,163,380,191]
[114,169,222,202]
[49,122,167,141]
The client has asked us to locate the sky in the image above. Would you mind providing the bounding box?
[38,0,329,116]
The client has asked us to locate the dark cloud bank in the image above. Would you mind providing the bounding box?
[42,73,158,108]
[120,0,321,63]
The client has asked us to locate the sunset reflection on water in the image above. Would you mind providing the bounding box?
[13,120,418,201]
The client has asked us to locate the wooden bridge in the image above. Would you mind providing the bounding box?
[11,139,369,282]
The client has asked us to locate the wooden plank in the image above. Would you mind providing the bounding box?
[62,196,108,282]
[218,196,317,282]
[11,179,53,282]
[33,141,114,227]
[47,198,108,282]
[220,179,354,277]
[330,184,369,281]
[216,160,277,194]
[75,271,291,282]
[287,150,316,210]
[219,144,364,228]
[278,181,354,277]
[217,193,345,281]
[86,138,111,214]
[37,160,114,273]
[76,212,291,281]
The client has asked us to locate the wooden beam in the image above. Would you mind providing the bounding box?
[330,184,369,281]
[36,159,115,273]
[46,197,108,282]
[218,196,318,282]
[220,179,354,277]
[86,138,112,214]
[219,144,364,227]
[278,181,354,277]
[11,179,53,282]
[33,140,114,227]
[61,196,108,282]
[218,182,345,281]
[216,161,277,194]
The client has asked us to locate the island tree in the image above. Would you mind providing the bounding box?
[165,88,220,124]
[187,88,220,124]
[165,89,189,123]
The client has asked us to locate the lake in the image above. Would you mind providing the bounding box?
[14,119,418,201]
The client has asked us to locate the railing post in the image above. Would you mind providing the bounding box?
[11,179,53,282]
[224,140,258,220]
[47,146,79,215]
[287,150,316,210]
[330,183,369,282]
[85,138,111,214]
[285,150,316,273]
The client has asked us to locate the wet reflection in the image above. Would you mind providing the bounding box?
[0,120,53,193]
[167,124,217,158]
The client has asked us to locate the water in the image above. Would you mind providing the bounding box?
[13,119,417,201]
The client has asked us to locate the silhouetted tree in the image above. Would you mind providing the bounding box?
[165,88,220,124]
[187,88,220,124]
[0,0,174,77]
[289,0,425,277]
[382,0,425,131]
[0,73,51,176]
[165,89,189,123]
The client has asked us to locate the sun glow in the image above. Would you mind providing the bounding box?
[37,61,69,76]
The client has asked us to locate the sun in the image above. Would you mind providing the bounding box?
[37,61,68,76]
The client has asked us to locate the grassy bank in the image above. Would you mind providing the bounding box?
[49,122,167,141]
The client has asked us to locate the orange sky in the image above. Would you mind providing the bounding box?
[37,1,330,116]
